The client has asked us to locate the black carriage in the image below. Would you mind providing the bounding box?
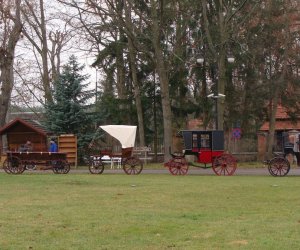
[265,131,300,177]
[265,156,290,177]
[164,130,237,175]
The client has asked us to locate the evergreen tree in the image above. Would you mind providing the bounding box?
[45,55,94,157]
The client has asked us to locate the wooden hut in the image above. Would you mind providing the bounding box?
[0,118,52,154]
[0,118,78,166]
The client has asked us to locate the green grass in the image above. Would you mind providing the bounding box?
[1,173,300,249]
[76,161,267,170]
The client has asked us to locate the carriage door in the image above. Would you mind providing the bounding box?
[199,132,212,163]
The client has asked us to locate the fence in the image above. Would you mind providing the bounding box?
[133,147,152,164]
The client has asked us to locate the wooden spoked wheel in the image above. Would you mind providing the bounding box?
[52,160,71,174]
[88,158,104,174]
[3,159,12,174]
[167,157,189,175]
[122,157,143,175]
[3,156,24,174]
[62,161,71,174]
[268,157,290,177]
[212,154,237,176]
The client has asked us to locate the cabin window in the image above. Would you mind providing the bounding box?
[192,133,198,148]
[200,134,210,148]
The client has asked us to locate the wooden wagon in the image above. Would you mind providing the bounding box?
[3,151,70,174]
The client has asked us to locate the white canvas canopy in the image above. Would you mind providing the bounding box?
[100,125,137,148]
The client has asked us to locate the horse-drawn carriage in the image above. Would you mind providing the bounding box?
[88,125,143,175]
[3,151,70,174]
[265,155,290,177]
[265,131,300,177]
[164,130,237,175]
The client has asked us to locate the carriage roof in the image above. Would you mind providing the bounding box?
[100,125,137,149]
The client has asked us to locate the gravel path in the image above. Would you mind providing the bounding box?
[2,167,300,176]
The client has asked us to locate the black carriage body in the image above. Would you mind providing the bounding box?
[164,130,237,176]
[181,130,224,164]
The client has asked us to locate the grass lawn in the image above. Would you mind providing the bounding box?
[77,161,268,170]
[1,173,300,250]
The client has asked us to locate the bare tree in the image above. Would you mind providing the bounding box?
[49,29,72,84]
[124,1,145,146]
[201,0,257,130]
[148,0,173,160]
[58,0,147,144]
[0,0,22,126]
[264,0,295,159]
[58,0,178,159]
[20,0,52,103]
[15,0,74,107]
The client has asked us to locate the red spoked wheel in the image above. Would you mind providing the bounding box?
[165,157,189,175]
[123,157,143,175]
[268,157,290,177]
[212,154,237,176]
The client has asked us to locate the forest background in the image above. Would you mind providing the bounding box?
[1,0,300,162]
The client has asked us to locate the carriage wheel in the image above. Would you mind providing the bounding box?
[268,157,290,177]
[3,157,24,174]
[212,154,237,176]
[167,157,189,175]
[3,159,12,174]
[52,160,70,174]
[89,159,104,174]
[62,161,71,174]
[52,161,63,174]
[122,157,143,175]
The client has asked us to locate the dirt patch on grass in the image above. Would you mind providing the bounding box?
[229,240,248,246]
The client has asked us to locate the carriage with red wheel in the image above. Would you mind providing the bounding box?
[88,125,143,175]
[164,130,237,175]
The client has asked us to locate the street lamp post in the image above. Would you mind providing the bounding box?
[196,53,234,130]
[207,93,226,130]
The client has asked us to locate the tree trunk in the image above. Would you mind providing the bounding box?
[266,92,279,160]
[21,0,52,104]
[115,0,126,101]
[150,0,172,161]
[266,3,290,159]
[217,50,226,130]
[0,59,14,127]
[40,0,52,103]
[155,51,172,161]
[124,2,145,146]
[216,0,228,131]
[0,0,22,126]
[127,34,145,146]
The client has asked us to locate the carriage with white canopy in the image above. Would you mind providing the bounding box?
[88,125,143,175]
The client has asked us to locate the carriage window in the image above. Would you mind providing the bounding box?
[192,134,198,148]
[200,134,210,148]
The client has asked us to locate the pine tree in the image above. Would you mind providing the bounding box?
[45,55,94,152]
